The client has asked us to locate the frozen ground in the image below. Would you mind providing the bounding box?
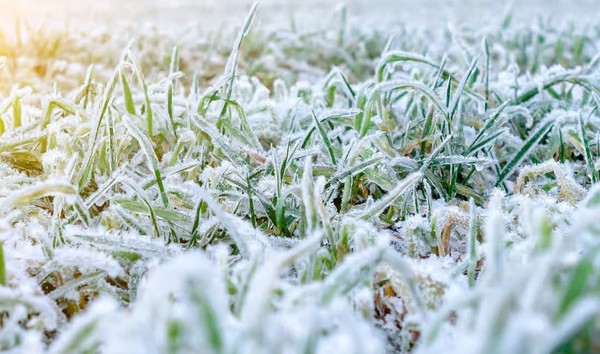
[1,0,600,353]
[1,0,598,31]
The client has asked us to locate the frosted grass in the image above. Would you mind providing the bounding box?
[0,4,599,354]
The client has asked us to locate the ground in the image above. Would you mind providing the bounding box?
[0,1,599,354]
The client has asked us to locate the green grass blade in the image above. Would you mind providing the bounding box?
[449,56,479,119]
[578,112,597,184]
[496,119,554,186]
[122,115,169,208]
[120,70,136,115]
[12,95,21,129]
[355,172,422,220]
[312,109,337,165]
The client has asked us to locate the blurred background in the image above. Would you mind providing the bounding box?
[0,0,597,32]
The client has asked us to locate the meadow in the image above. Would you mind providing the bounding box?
[0,2,599,353]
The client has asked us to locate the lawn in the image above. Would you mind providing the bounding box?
[0,2,599,353]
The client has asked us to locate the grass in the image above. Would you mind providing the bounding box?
[0,4,598,354]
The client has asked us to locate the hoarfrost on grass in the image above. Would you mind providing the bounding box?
[0,3,599,354]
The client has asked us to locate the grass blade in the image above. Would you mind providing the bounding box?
[578,112,597,184]
[312,109,337,165]
[496,119,554,186]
